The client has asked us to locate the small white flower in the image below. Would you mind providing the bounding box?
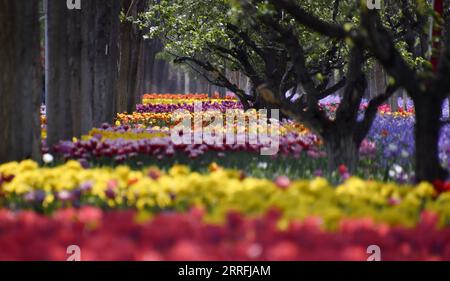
[388,169,396,178]
[388,143,398,152]
[401,150,410,158]
[392,164,403,175]
[257,162,268,169]
[42,153,54,164]
[402,173,409,181]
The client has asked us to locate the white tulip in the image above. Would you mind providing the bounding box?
[42,153,54,164]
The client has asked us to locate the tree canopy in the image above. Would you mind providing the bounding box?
[137,0,450,180]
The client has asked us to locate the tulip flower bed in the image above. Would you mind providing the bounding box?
[2,160,450,229]
[39,94,433,182]
[142,93,236,101]
[47,94,414,181]
[9,94,450,261]
[136,100,243,113]
[1,207,450,261]
[50,95,327,178]
[53,133,321,172]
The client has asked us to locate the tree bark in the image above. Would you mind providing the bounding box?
[142,39,162,92]
[389,92,398,112]
[0,1,42,163]
[46,0,121,148]
[184,72,190,93]
[117,0,149,113]
[414,95,448,181]
[323,127,360,173]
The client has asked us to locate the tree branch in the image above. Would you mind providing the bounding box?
[318,77,347,100]
[356,84,398,143]
[361,9,424,99]
[266,0,348,39]
[225,23,268,61]
[435,4,450,97]
[335,46,366,123]
[172,55,253,105]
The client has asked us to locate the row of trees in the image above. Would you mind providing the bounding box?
[0,0,139,162]
[141,0,450,181]
[261,0,450,182]
[0,0,211,163]
[2,0,232,162]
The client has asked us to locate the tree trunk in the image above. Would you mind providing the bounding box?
[447,97,450,119]
[414,95,448,182]
[142,39,162,93]
[0,1,42,163]
[389,92,398,112]
[402,89,408,111]
[323,128,360,174]
[117,0,149,113]
[89,0,121,132]
[184,72,190,93]
[46,0,121,147]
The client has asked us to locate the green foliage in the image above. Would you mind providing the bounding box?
[135,0,439,94]
[140,0,231,67]
[136,0,355,92]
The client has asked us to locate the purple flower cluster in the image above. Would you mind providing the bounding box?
[136,101,243,113]
[438,125,450,170]
[54,133,319,164]
[364,105,450,179]
[367,115,415,166]
[97,123,160,134]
